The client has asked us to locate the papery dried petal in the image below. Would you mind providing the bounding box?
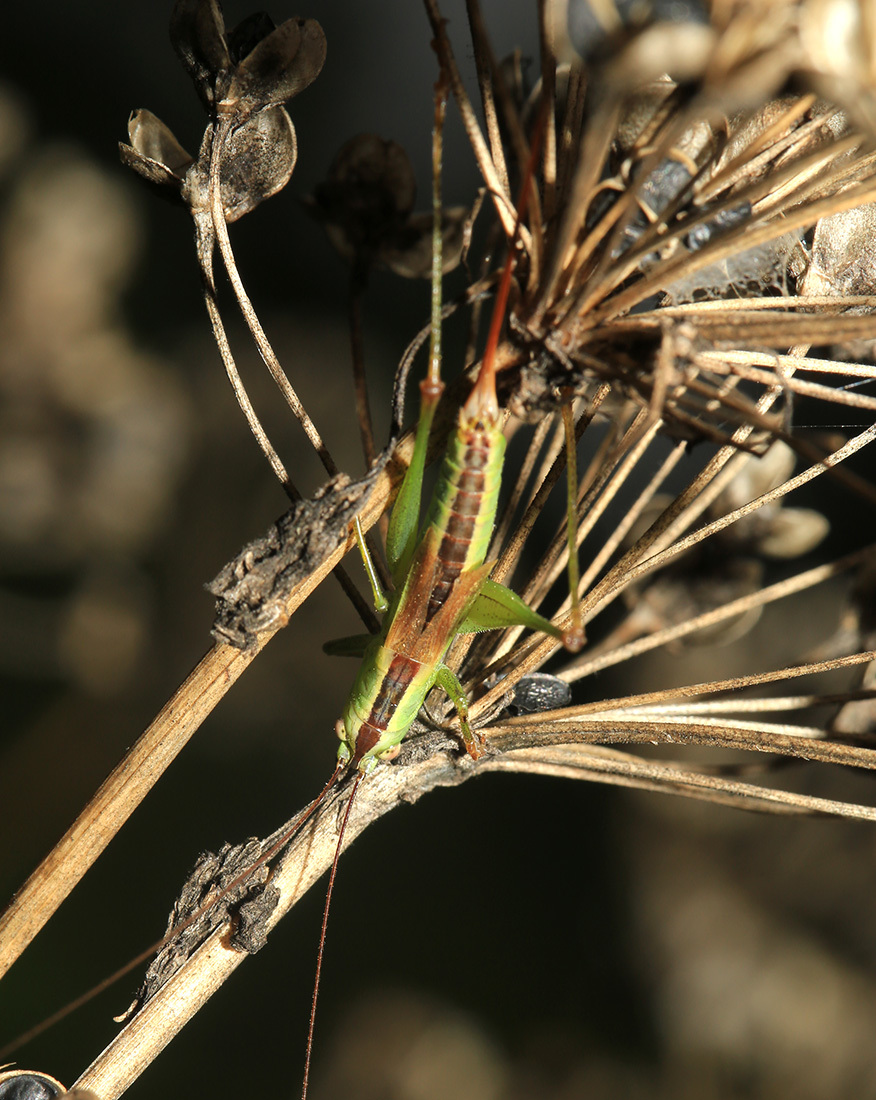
[170,0,232,111]
[227,17,326,113]
[119,110,194,194]
[127,109,193,175]
[217,105,298,221]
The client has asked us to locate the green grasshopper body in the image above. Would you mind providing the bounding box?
[332,96,581,778]
[336,388,506,773]
[313,87,585,1098]
[335,274,578,776]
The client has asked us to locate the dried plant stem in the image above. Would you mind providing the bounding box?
[348,269,376,468]
[208,128,339,479]
[0,643,257,982]
[0,442,410,981]
[71,753,470,1100]
[71,711,876,1098]
[478,743,876,821]
[423,0,520,242]
[600,423,876,601]
[564,649,876,714]
[200,234,294,493]
[492,714,876,771]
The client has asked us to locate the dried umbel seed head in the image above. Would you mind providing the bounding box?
[309,133,469,278]
[170,0,326,121]
[121,3,325,225]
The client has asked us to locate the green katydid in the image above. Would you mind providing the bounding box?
[300,83,585,1100]
[329,105,584,780]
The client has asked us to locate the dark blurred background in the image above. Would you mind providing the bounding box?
[2,3,876,1099]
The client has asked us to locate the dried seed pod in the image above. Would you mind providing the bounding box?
[170,0,325,120]
[310,134,417,262]
[379,207,470,279]
[121,104,297,224]
[190,106,299,222]
[801,201,876,298]
[309,133,468,278]
[0,1070,93,1100]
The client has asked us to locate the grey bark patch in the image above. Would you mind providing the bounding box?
[118,837,278,1020]
[208,466,381,649]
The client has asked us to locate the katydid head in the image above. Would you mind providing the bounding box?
[335,718,397,775]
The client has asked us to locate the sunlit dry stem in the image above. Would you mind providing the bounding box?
[423,0,522,244]
[71,697,876,1099]
[198,223,294,494]
[0,433,414,981]
[207,118,340,479]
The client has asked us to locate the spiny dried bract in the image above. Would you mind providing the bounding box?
[120,1,325,223]
[308,133,469,279]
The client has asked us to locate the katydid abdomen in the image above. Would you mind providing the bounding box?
[422,421,505,616]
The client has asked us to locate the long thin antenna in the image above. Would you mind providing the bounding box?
[301,772,362,1100]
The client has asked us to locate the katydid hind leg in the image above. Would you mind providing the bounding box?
[433,662,484,759]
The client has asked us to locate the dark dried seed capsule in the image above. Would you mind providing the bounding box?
[0,1072,64,1100]
[510,673,572,715]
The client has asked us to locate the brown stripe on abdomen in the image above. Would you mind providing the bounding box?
[366,652,420,730]
[427,431,491,620]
